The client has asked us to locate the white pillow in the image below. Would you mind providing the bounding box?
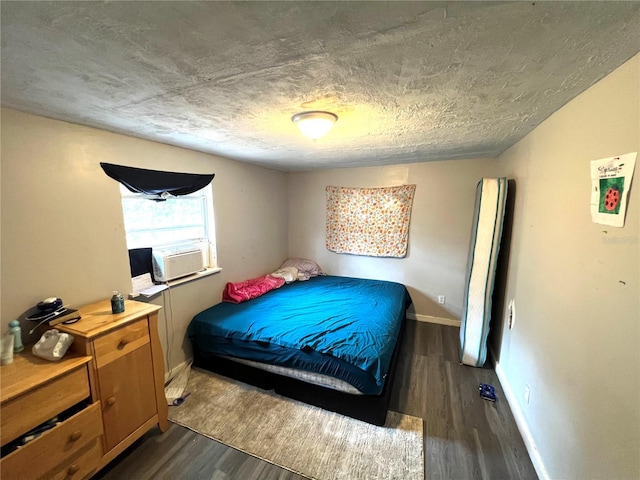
[279,258,323,281]
[271,266,299,283]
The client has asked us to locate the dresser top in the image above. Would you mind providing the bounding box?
[0,350,91,404]
[57,299,162,338]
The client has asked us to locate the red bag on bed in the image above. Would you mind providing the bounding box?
[222,274,286,304]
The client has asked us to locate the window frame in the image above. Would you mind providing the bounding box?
[119,183,218,269]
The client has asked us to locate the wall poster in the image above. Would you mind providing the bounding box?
[590,152,636,227]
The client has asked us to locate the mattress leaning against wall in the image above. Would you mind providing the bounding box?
[460,177,508,367]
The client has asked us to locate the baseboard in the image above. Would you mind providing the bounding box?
[164,358,193,384]
[494,361,549,480]
[407,312,461,327]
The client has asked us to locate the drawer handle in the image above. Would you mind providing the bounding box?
[69,431,82,442]
[118,338,130,349]
[67,464,80,475]
[106,396,116,406]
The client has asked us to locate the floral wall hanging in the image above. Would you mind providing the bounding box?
[326,184,416,258]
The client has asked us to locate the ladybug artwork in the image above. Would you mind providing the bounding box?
[604,185,621,211]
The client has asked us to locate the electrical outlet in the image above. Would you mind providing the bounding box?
[438,295,446,304]
[524,384,530,404]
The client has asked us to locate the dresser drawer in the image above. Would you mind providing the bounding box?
[0,401,103,480]
[93,318,150,368]
[1,365,90,446]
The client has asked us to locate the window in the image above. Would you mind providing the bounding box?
[120,184,217,268]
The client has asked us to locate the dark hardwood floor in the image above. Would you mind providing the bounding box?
[390,321,537,480]
[94,321,537,479]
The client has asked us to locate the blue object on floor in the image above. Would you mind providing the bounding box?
[479,383,497,402]
[172,392,191,406]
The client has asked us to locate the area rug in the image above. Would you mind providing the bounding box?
[168,367,424,480]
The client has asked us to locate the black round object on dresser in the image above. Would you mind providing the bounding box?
[36,297,63,313]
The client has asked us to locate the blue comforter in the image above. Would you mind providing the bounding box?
[188,275,410,395]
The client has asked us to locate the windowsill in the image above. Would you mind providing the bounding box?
[166,266,222,287]
[129,267,222,300]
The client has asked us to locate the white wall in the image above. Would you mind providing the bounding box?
[288,159,498,320]
[0,108,289,374]
[494,55,639,479]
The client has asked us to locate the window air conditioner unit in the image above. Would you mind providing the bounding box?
[152,244,204,282]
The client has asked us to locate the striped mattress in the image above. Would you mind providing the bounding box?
[460,177,508,367]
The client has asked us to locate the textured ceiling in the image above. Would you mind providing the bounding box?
[1,1,639,171]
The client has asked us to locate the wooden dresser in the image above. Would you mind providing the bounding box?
[0,351,102,480]
[0,299,168,479]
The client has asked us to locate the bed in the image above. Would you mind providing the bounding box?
[188,275,411,425]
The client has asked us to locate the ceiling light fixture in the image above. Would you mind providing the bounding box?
[291,111,338,140]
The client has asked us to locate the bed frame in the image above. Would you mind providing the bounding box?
[192,315,406,426]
